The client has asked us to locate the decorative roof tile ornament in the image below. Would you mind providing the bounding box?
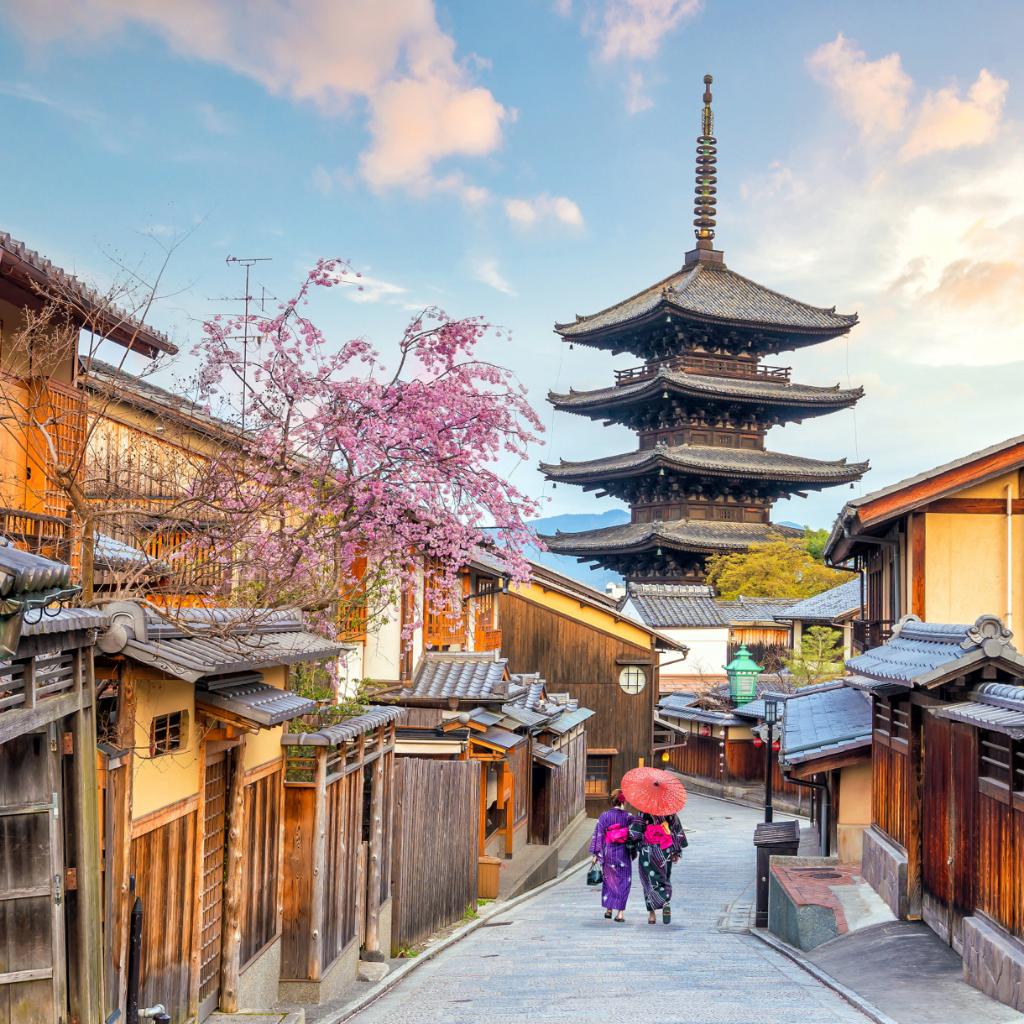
[688,73,723,266]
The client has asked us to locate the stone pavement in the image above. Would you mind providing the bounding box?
[347,793,870,1024]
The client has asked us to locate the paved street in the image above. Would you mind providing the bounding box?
[351,794,869,1024]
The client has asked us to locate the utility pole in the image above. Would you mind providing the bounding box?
[222,256,272,430]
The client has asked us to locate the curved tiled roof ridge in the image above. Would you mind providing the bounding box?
[555,261,857,338]
[541,442,869,485]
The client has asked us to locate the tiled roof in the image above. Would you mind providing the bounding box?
[283,705,407,746]
[718,596,798,623]
[196,672,318,727]
[402,652,516,702]
[0,231,177,356]
[846,615,1024,690]
[0,542,73,597]
[625,583,725,628]
[22,606,109,636]
[550,370,862,414]
[780,685,872,767]
[546,706,595,734]
[542,518,800,557]
[532,742,569,769]
[541,443,867,487]
[775,577,862,623]
[555,262,857,339]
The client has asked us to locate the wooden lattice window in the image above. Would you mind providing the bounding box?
[891,699,911,744]
[338,555,368,643]
[37,381,86,520]
[979,731,1012,789]
[150,710,187,756]
[585,755,612,797]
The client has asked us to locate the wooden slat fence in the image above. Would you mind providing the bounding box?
[390,758,479,953]
[240,768,282,966]
[547,728,586,842]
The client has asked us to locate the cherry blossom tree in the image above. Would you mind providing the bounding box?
[192,259,543,636]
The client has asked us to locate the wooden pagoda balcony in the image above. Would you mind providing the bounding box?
[852,618,894,654]
[0,507,73,564]
[615,354,791,386]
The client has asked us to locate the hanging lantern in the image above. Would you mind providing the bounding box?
[724,644,763,706]
[752,736,763,749]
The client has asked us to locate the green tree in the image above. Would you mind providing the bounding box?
[802,526,831,562]
[786,625,846,687]
[705,534,848,599]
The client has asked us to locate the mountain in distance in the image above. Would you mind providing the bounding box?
[528,508,629,592]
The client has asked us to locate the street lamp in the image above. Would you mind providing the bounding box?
[763,696,779,824]
[725,644,763,706]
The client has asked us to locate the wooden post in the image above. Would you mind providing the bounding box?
[308,747,328,981]
[187,725,209,1019]
[503,763,514,859]
[363,730,385,958]
[70,649,103,1024]
[478,760,487,856]
[219,740,247,1012]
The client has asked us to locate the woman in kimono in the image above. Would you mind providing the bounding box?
[588,789,634,922]
[630,811,685,924]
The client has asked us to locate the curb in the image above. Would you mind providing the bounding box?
[323,859,590,1024]
[749,927,900,1024]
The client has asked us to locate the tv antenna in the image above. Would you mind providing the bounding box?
[221,256,273,430]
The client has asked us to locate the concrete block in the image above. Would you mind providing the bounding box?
[357,961,390,983]
[860,827,908,919]
[962,914,1024,1013]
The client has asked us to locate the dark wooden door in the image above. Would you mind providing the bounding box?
[0,726,66,1024]
[199,755,229,1020]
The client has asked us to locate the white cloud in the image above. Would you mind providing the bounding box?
[553,0,572,15]
[596,0,702,62]
[504,194,584,230]
[196,101,234,135]
[624,70,653,114]
[472,258,516,296]
[3,0,506,194]
[901,69,1008,161]
[807,33,911,143]
[341,272,407,305]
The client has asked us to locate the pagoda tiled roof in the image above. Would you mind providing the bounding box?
[549,369,862,414]
[540,518,800,557]
[555,261,857,340]
[541,443,867,487]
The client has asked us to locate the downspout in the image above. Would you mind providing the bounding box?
[1007,484,1014,632]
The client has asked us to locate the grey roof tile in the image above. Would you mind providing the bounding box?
[403,652,513,702]
[541,443,867,486]
[626,583,724,627]
[283,705,407,746]
[556,262,857,338]
[775,578,862,623]
[718,596,799,623]
[780,685,872,766]
[196,672,318,727]
[22,606,109,636]
[0,542,73,596]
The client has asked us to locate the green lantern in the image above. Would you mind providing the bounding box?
[725,644,763,706]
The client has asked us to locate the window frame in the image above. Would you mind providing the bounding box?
[149,709,188,757]
[618,665,647,695]
[585,754,613,798]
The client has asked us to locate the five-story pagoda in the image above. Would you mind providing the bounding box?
[541,74,867,583]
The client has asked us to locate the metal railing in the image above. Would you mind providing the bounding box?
[615,354,791,386]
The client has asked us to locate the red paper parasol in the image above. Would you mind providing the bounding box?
[620,767,687,816]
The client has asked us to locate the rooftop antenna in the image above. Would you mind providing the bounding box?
[221,256,272,430]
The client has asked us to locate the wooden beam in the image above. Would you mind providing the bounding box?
[70,649,103,1024]
[307,748,328,982]
[218,741,247,1013]
[130,795,199,838]
[187,722,209,1020]
[910,513,926,619]
[926,497,1024,515]
[0,688,88,747]
[478,762,487,857]
[788,748,870,780]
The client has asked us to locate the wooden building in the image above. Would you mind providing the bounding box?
[278,706,405,1004]
[846,615,1024,1012]
[93,602,340,1023]
[0,545,107,1024]
[773,576,862,661]
[775,682,872,861]
[826,433,1024,653]
[540,76,865,583]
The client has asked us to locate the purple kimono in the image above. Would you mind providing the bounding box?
[589,808,634,911]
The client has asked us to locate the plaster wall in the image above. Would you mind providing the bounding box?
[658,626,728,681]
[837,761,872,863]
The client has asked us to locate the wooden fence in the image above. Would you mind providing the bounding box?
[390,758,479,953]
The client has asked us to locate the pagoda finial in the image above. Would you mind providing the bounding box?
[694,73,717,247]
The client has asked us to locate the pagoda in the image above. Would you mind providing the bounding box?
[540,74,867,584]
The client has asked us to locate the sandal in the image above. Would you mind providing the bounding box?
[614,913,625,923]
[648,911,656,925]
[604,910,613,919]
[663,907,671,924]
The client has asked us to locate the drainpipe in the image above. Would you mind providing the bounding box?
[1007,484,1014,632]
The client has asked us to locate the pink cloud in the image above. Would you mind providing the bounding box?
[504,194,584,229]
[597,0,703,62]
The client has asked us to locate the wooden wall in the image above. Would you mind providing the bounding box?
[666,734,722,780]
[976,792,1023,938]
[508,741,529,827]
[321,770,362,968]
[129,807,197,1022]
[390,758,479,953]
[547,728,586,842]
[240,768,282,966]
[281,786,315,980]
[499,592,655,806]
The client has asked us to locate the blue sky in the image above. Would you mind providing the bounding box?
[3,0,1024,531]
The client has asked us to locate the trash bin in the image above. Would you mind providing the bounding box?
[753,820,800,928]
[478,855,502,900]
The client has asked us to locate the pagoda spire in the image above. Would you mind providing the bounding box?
[686,73,725,267]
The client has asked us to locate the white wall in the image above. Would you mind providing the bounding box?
[657,626,729,685]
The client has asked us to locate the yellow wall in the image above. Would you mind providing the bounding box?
[131,674,201,819]
[512,579,654,650]
[923,471,1024,626]
[837,761,872,863]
